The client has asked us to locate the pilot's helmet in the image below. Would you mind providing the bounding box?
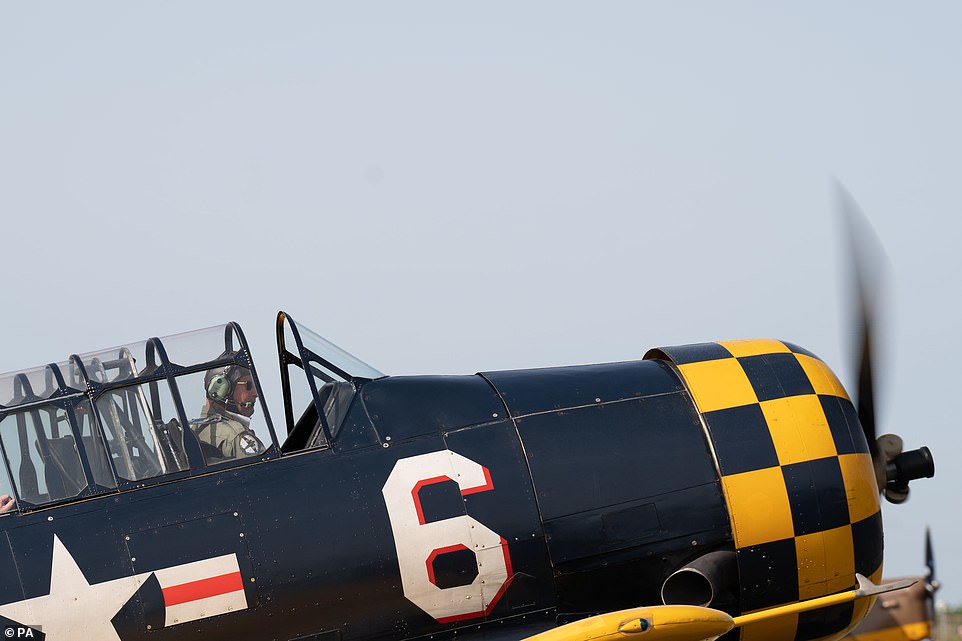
[204,365,249,404]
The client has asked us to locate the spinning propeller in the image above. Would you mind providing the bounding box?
[838,182,935,504]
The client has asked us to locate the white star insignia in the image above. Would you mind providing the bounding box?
[0,535,150,641]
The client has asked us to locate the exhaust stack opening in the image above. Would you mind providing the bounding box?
[661,551,736,607]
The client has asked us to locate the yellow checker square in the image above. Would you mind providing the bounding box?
[740,613,798,641]
[795,526,855,599]
[678,358,758,413]
[759,395,837,466]
[718,338,791,358]
[796,354,850,400]
[721,466,794,548]
[838,453,881,524]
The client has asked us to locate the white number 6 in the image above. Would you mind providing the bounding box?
[382,450,513,623]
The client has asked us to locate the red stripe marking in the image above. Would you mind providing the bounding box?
[162,571,244,607]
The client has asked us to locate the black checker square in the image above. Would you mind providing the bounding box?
[738,353,815,402]
[794,601,855,641]
[783,341,819,359]
[704,404,779,476]
[852,511,883,577]
[782,457,850,537]
[737,538,799,611]
[660,342,733,365]
[839,396,871,455]
[820,395,858,456]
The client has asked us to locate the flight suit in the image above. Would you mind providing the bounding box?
[192,404,266,462]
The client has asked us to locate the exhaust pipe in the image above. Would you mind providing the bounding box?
[661,550,736,607]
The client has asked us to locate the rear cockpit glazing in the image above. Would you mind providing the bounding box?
[0,323,279,515]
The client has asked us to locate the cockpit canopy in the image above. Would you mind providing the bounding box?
[0,314,384,514]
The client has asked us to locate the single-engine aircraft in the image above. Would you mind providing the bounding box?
[0,310,934,641]
[0,188,936,641]
[847,529,939,641]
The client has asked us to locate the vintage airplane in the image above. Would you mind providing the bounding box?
[0,190,936,641]
[847,529,939,641]
[0,308,934,641]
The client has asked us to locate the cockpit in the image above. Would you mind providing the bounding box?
[0,312,384,514]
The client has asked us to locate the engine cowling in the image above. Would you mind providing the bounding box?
[647,339,882,641]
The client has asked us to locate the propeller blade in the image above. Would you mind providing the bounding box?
[836,181,889,469]
[925,526,935,583]
[856,311,878,461]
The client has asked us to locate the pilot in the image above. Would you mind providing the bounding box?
[0,495,14,513]
[192,365,266,462]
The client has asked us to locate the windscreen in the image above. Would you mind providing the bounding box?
[277,312,384,451]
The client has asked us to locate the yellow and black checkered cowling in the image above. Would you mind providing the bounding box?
[645,339,882,641]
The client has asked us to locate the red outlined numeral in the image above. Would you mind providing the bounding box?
[383,450,512,623]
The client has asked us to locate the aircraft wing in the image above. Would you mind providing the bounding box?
[523,576,916,641]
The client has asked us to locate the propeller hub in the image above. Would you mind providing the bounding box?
[884,447,935,504]
[886,446,935,483]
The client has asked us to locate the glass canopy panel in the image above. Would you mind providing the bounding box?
[77,340,160,385]
[162,325,240,369]
[95,379,188,481]
[0,404,86,505]
[295,324,384,380]
[0,365,62,407]
[278,315,383,451]
[73,398,117,489]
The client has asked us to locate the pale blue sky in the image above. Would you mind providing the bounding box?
[1,3,960,603]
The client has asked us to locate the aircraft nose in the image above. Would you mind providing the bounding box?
[646,339,883,641]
